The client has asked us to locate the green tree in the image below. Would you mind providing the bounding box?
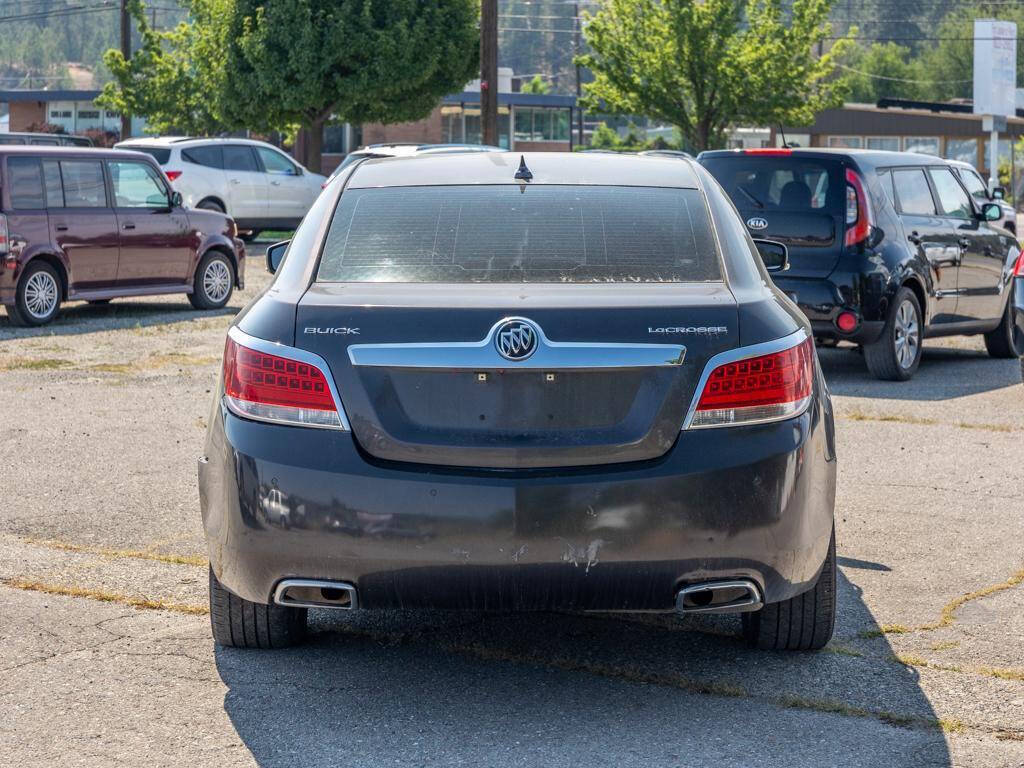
[840,43,924,103]
[221,0,479,170]
[97,0,225,136]
[521,75,551,94]
[577,0,851,151]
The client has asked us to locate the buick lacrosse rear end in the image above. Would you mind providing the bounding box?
[199,152,837,651]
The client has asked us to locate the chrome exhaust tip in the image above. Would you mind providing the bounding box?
[675,579,763,614]
[273,579,358,610]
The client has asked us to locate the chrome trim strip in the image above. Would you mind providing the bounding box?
[273,579,358,610]
[680,328,810,431]
[226,325,352,431]
[675,579,763,615]
[347,316,686,370]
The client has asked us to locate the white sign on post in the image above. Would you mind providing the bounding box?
[974,19,1017,187]
[974,19,1017,117]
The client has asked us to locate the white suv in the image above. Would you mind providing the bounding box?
[115,137,326,238]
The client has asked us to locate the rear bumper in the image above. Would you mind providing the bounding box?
[775,274,886,345]
[200,392,836,611]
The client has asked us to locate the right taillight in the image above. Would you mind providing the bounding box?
[165,170,183,182]
[222,335,345,429]
[690,336,814,428]
[844,168,873,248]
[1013,248,1024,276]
[0,212,8,254]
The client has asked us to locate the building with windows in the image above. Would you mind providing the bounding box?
[0,89,146,137]
[775,99,1024,179]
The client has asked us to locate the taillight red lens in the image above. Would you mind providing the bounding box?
[1013,248,1024,277]
[165,170,183,181]
[223,336,343,429]
[844,168,872,247]
[691,337,814,428]
[0,212,8,253]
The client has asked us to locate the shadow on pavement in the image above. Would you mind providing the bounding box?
[818,344,1021,400]
[0,301,240,339]
[216,571,950,767]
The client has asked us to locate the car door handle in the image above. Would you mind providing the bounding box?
[122,223,136,231]
[908,231,921,245]
[270,180,281,186]
[55,224,68,232]
[230,178,241,185]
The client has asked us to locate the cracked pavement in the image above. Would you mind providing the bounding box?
[2,253,1023,767]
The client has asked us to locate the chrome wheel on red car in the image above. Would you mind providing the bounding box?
[7,261,62,327]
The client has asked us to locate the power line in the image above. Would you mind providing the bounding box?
[834,63,972,84]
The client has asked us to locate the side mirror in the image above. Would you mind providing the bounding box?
[170,190,183,208]
[992,186,1006,200]
[752,238,789,272]
[266,240,290,274]
[982,202,1003,222]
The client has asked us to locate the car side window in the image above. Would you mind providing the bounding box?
[928,167,973,219]
[7,156,46,209]
[877,170,896,207]
[256,147,298,175]
[182,145,223,169]
[223,145,259,172]
[958,168,990,202]
[59,159,107,207]
[42,160,63,206]
[108,160,170,207]
[892,168,936,216]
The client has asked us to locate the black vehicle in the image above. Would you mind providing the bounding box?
[199,152,838,652]
[699,148,1024,380]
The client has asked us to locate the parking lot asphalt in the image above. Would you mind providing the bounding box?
[1,249,1023,767]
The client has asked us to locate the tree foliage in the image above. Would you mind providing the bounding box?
[521,75,551,94]
[220,0,479,168]
[97,0,225,135]
[577,0,851,151]
[840,43,924,103]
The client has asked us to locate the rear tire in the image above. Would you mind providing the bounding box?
[982,284,1024,359]
[197,199,225,213]
[864,287,922,381]
[209,567,307,648]
[742,526,836,651]
[189,251,234,310]
[12,261,61,326]
[239,230,261,243]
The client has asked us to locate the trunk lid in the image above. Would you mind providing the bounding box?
[295,283,737,469]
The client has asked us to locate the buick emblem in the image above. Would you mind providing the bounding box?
[495,319,538,361]
[746,216,768,230]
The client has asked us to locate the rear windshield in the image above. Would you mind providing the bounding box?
[316,185,720,283]
[133,147,171,165]
[701,155,841,213]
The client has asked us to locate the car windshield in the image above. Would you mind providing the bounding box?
[316,184,720,283]
[131,147,171,165]
[702,155,840,213]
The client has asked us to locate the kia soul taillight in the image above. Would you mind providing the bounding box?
[690,336,814,428]
[222,335,346,429]
[844,168,873,248]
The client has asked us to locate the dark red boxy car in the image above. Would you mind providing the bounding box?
[0,146,245,326]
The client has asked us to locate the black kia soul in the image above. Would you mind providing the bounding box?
[700,148,1024,380]
[199,153,838,652]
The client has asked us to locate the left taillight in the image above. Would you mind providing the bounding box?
[165,170,183,182]
[222,335,345,429]
[844,168,873,248]
[689,336,814,429]
[1013,248,1024,277]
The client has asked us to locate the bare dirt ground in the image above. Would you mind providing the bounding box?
[1,251,1023,767]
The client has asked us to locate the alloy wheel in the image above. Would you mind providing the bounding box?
[203,260,231,303]
[24,271,59,319]
[893,298,920,369]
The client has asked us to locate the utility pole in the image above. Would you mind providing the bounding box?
[480,0,498,147]
[119,0,132,140]
[574,1,583,147]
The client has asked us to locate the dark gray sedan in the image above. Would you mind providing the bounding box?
[199,152,838,652]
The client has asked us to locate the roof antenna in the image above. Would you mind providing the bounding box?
[514,155,533,181]
[778,124,790,148]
